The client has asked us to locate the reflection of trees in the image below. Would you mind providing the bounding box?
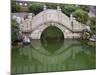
[18,40,93,64]
[11,48,42,74]
[11,19,20,45]
[41,26,64,53]
[12,40,95,74]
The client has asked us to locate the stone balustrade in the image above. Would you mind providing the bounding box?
[12,8,87,39]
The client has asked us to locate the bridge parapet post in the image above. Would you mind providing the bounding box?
[43,5,47,10]
[70,14,74,31]
[70,14,73,23]
[57,6,61,12]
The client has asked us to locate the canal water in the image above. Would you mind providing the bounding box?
[11,39,96,74]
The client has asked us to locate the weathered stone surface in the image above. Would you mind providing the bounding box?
[12,9,88,39]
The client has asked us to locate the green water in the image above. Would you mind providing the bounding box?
[11,39,96,74]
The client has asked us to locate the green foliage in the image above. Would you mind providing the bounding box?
[41,26,64,38]
[61,5,77,17]
[46,3,58,9]
[11,19,19,43]
[78,5,89,12]
[41,26,64,53]
[11,1,21,12]
[89,17,96,26]
[81,30,90,40]
[73,9,89,24]
[12,5,21,12]
[28,3,43,15]
[89,17,96,34]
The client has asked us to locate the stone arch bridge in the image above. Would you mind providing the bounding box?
[13,7,88,39]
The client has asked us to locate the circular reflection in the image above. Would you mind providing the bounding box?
[41,26,64,53]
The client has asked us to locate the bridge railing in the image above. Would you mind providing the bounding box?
[31,9,72,31]
[20,9,87,33]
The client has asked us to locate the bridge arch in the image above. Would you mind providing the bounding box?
[16,9,87,39]
[30,21,73,39]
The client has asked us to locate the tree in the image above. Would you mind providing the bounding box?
[11,1,21,12]
[28,3,43,15]
[61,5,77,17]
[89,17,96,34]
[79,5,89,12]
[11,19,20,44]
[46,3,58,9]
[73,9,89,24]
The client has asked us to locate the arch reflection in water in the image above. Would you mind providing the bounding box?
[11,39,95,74]
[40,26,64,53]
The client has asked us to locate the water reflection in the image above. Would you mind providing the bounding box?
[11,39,96,74]
[40,26,64,53]
[41,38,64,53]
